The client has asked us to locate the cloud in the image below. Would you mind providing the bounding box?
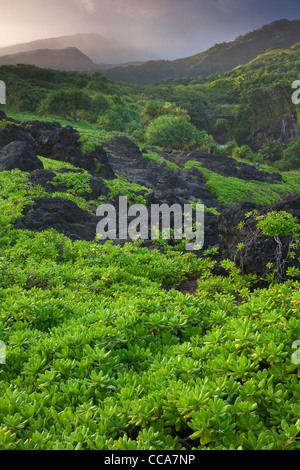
[205,0,248,15]
[75,0,96,13]
[108,0,169,21]
[214,0,233,11]
[1,0,300,60]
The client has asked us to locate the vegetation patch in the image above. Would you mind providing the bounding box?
[184,160,300,205]
[0,53,300,451]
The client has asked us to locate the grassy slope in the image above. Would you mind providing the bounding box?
[0,109,300,450]
[184,160,300,206]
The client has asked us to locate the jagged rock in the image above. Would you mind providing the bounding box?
[105,138,223,211]
[28,169,60,193]
[24,120,62,142]
[0,141,43,172]
[14,197,98,241]
[84,147,116,180]
[0,124,35,148]
[105,136,144,161]
[28,122,116,178]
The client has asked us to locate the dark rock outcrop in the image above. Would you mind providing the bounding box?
[1,119,297,263]
[105,136,145,162]
[218,193,300,277]
[0,141,43,172]
[249,111,298,151]
[14,197,98,241]
[166,150,282,183]
[84,147,116,180]
[28,122,116,178]
[0,124,35,148]
[27,168,109,200]
[105,139,223,212]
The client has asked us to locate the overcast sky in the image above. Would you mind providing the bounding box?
[1,0,300,59]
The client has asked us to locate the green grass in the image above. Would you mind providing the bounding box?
[104,174,151,205]
[4,108,129,149]
[184,160,300,205]
[140,150,180,170]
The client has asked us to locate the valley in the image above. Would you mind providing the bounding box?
[0,17,299,451]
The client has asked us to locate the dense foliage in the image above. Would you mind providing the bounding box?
[1,33,300,169]
[0,112,299,449]
[0,36,300,449]
[0,159,298,451]
[145,115,202,150]
[1,36,300,170]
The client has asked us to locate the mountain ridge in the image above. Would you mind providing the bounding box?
[0,33,157,65]
[0,47,95,71]
[101,19,300,84]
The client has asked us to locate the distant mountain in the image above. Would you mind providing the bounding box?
[101,19,300,84]
[97,61,145,70]
[0,33,157,66]
[0,47,95,71]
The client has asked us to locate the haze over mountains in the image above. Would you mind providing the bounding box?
[0,47,95,71]
[0,19,300,83]
[102,19,300,84]
[0,33,157,67]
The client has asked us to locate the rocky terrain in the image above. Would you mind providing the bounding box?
[0,111,299,281]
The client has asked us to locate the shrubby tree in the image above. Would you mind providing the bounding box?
[279,136,300,170]
[88,71,111,93]
[97,97,140,132]
[232,144,252,160]
[84,94,110,123]
[256,211,300,281]
[166,85,213,130]
[141,100,190,125]
[259,138,283,163]
[7,80,45,112]
[211,118,233,143]
[197,131,217,153]
[145,115,202,149]
[41,88,92,122]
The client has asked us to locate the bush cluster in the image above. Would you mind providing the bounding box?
[0,156,299,450]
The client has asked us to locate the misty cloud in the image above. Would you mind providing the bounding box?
[0,0,299,60]
[75,0,96,13]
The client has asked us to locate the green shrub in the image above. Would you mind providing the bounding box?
[141,100,190,125]
[232,145,252,160]
[259,138,283,163]
[41,89,92,122]
[97,98,140,133]
[256,211,300,238]
[197,131,217,153]
[83,94,110,124]
[279,136,300,171]
[7,80,45,113]
[145,115,202,150]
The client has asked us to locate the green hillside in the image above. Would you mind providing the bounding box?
[102,19,300,84]
[0,34,300,450]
